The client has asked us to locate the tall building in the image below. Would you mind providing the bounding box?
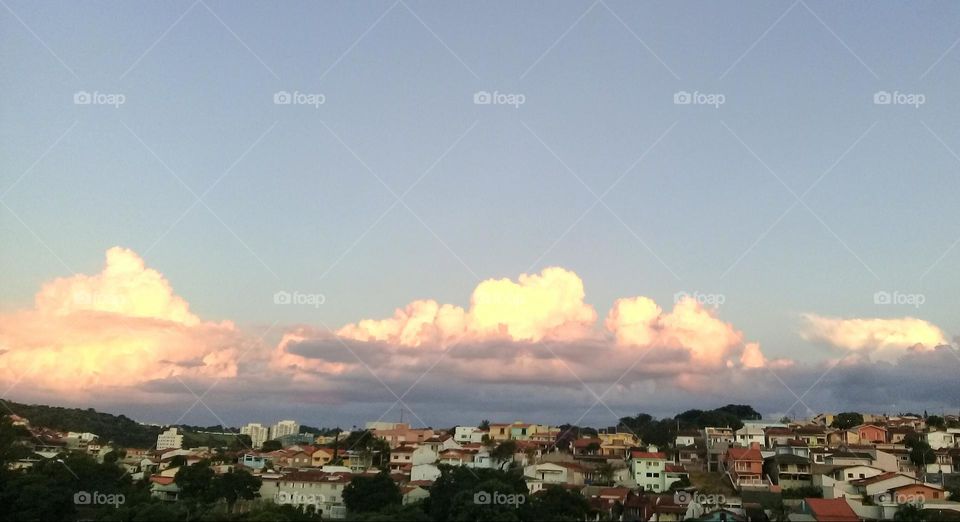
[156,427,183,450]
[270,420,300,441]
[240,423,270,449]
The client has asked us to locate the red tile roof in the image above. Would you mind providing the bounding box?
[806,498,859,521]
[726,447,762,462]
[630,451,667,459]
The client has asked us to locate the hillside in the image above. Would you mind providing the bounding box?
[3,401,163,448]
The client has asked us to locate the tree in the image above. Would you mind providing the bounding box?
[831,412,864,430]
[343,471,402,514]
[491,440,518,469]
[594,462,615,486]
[525,486,590,522]
[893,502,927,521]
[926,416,945,429]
[169,454,188,468]
[175,460,217,505]
[479,420,490,430]
[261,439,282,452]
[215,468,261,512]
[426,465,527,522]
[905,435,935,470]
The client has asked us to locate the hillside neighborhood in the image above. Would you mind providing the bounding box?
[2,403,960,521]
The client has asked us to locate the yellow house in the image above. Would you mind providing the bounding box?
[312,447,335,467]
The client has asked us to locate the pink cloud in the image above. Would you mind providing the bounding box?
[0,247,241,392]
[800,314,947,361]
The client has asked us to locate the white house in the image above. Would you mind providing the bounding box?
[411,463,441,482]
[524,462,568,485]
[454,426,479,443]
[629,451,669,492]
[925,430,957,450]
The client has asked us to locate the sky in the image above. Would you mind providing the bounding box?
[1,0,960,430]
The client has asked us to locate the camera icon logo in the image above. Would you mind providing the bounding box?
[673,91,692,104]
[74,491,92,505]
[873,91,892,105]
[473,91,492,105]
[74,91,92,105]
[473,491,491,504]
[274,91,292,105]
[674,491,692,505]
[873,291,891,305]
[273,291,292,305]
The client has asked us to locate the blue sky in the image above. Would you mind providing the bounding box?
[2,1,960,426]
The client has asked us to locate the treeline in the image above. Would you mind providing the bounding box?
[617,404,762,447]
[3,401,162,448]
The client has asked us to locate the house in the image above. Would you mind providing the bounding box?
[371,423,435,448]
[890,483,947,504]
[312,447,335,467]
[389,444,437,473]
[410,463,440,482]
[487,424,511,441]
[524,462,568,485]
[801,497,859,522]
[239,453,268,470]
[453,426,479,443]
[856,425,888,444]
[597,431,641,457]
[849,472,924,498]
[826,450,874,467]
[149,476,179,502]
[794,425,828,447]
[734,423,767,447]
[629,451,671,492]
[704,427,735,448]
[401,484,430,505]
[675,430,700,447]
[571,437,603,456]
[764,454,812,489]
[925,430,957,450]
[724,443,765,489]
[677,444,704,471]
[156,427,183,451]
[260,470,352,519]
[764,427,795,448]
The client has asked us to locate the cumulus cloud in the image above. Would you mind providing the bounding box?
[336,267,597,346]
[0,247,241,392]
[801,314,947,360]
[274,268,776,394]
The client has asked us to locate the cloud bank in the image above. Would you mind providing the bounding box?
[1,247,956,426]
